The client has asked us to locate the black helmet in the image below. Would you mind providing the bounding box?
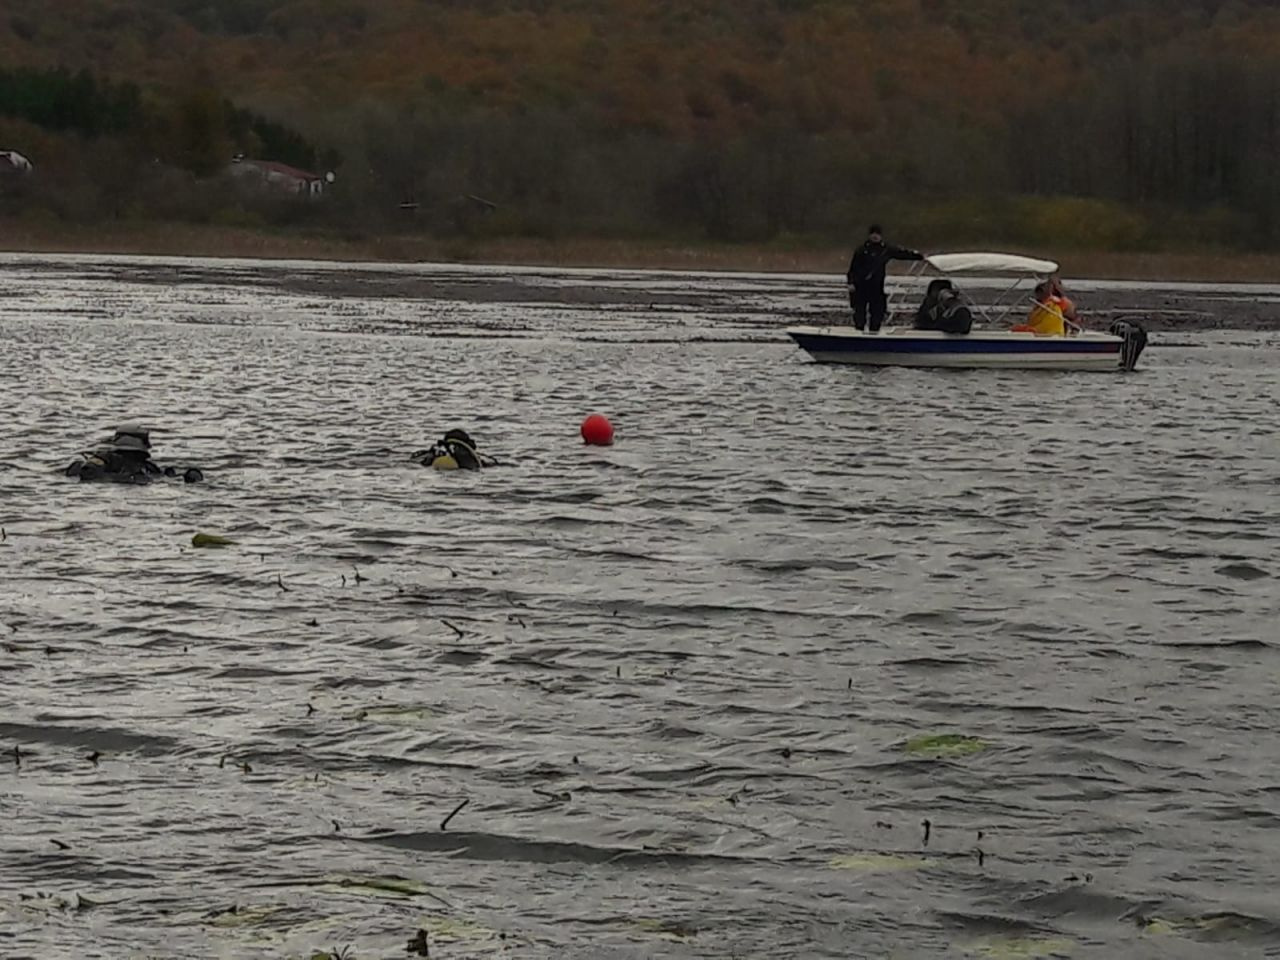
[112,424,152,449]
[106,435,150,457]
[443,428,476,449]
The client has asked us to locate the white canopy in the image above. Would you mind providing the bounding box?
[925,252,1058,275]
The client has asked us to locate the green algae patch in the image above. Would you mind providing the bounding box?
[1141,913,1270,941]
[192,532,235,548]
[904,733,987,758]
[827,853,934,872]
[351,704,443,727]
[1142,916,1182,935]
[965,935,1074,958]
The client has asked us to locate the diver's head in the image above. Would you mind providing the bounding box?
[112,424,152,449]
[108,434,150,461]
[443,428,476,450]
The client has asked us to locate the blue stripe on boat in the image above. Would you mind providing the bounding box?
[787,332,1117,354]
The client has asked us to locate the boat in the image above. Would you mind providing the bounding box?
[786,252,1148,371]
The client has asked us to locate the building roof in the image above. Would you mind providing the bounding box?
[232,158,322,181]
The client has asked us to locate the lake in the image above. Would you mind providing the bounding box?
[1,253,1278,959]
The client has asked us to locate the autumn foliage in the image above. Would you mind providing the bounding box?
[3,0,1280,250]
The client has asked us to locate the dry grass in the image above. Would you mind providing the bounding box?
[3,219,1279,283]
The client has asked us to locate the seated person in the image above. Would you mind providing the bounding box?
[1050,276,1080,326]
[411,428,495,471]
[65,424,203,484]
[1018,282,1067,337]
[914,278,972,334]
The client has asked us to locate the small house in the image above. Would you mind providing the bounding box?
[227,156,329,198]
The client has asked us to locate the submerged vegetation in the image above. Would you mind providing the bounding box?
[2,0,1280,255]
[903,733,987,758]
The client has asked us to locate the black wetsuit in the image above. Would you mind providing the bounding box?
[66,449,156,484]
[846,240,924,331]
[913,279,972,334]
[66,452,203,484]
[65,427,203,483]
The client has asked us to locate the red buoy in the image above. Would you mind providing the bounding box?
[581,413,614,446]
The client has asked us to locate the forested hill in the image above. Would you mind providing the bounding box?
[3,0,1280,250]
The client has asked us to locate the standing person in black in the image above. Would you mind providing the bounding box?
[845,224,925,332]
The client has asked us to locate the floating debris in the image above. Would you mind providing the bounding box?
[406,928,430,956]
[441,798,469,831]
[191,532,235,548]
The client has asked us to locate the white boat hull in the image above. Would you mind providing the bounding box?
[786,326,1131,371]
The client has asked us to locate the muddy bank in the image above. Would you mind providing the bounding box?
[5,218,1280,287]
[3,250,1278,332]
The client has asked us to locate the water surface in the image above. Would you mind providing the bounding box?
[1,255,1278,959]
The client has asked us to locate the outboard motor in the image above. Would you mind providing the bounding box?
[1109,318,1148,372]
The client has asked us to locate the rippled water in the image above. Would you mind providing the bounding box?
[2,254,1279,959]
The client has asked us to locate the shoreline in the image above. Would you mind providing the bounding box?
[4,219,1280,283]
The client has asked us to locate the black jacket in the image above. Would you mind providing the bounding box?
[846,240,924,292]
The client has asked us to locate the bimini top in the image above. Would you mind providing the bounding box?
[925,252,1059,275]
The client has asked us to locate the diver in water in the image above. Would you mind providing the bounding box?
[64,424,204,484]
[411,428,495,471]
